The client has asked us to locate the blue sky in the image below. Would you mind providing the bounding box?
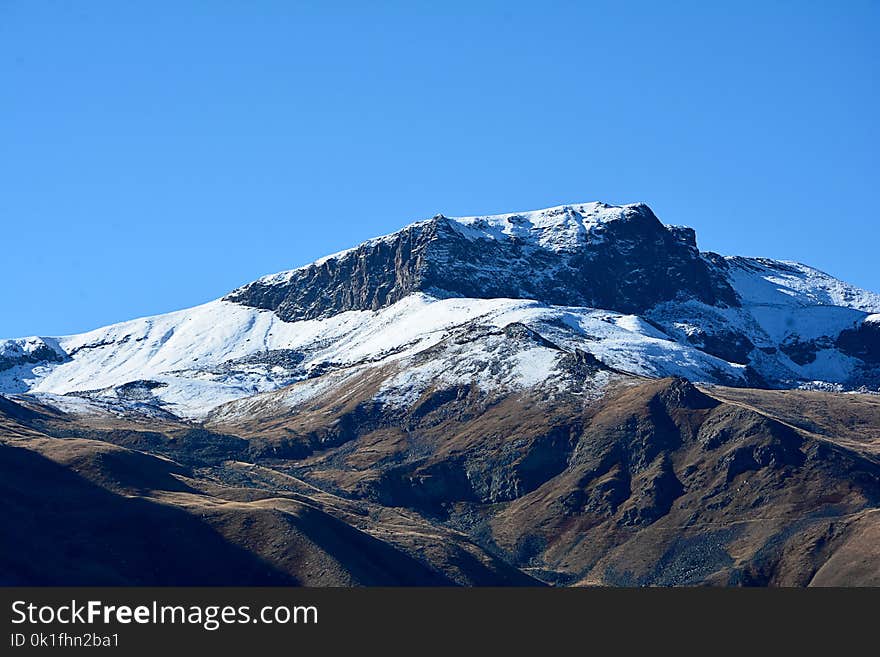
[2,1,878,337]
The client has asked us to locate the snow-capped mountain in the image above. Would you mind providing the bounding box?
[2,201,879,418]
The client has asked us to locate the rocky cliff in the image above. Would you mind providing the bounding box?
[225,203,739,321]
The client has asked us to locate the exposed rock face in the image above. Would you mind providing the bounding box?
[683,327,755,365]
[838,320,880,364]
[225,204,739,322]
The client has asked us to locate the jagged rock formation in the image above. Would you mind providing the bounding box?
[226,203,738,321]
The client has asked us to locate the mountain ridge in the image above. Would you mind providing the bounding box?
[2,200,879,419]
[224,201,740,321]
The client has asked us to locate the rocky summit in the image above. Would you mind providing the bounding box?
[226,203,738,320]
[2,201,880,586]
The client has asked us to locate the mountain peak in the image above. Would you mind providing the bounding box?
[3,199,879,419]
[251,201,662,288]
[225,200,730,322]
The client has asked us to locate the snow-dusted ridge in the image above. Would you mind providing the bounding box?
[0,294,749,418]
[2,200,879,418]
[726,257,880,313]
[242,202,643,288]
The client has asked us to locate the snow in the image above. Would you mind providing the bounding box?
[792,349,860,383]
[0,292,752,418]
[0,336,64,360]
[26,393,109,416]
[745,304,864,343]
[555,310,746,381]
[444,202,636,252]
[375,338,565,408]
[511,348,562,387]
[652,255,879,348]
[613,315,670,339]
[727,257,880,313]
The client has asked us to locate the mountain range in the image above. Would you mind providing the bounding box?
[2,201,879,586]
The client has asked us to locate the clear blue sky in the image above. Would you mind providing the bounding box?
[2,1,878,338]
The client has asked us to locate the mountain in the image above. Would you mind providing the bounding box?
[2,202,878,417]
[2,200,880,586]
